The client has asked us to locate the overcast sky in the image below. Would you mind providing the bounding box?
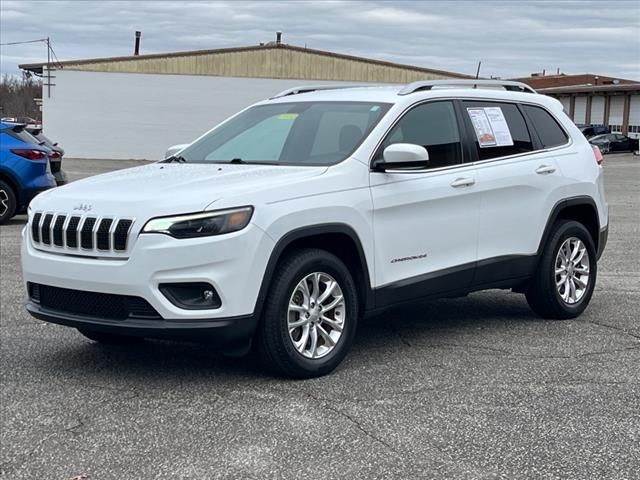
[1,0,639,80]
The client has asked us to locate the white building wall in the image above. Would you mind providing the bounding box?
[43,70,361,160]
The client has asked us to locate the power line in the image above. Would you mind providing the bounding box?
[0,38,47,47]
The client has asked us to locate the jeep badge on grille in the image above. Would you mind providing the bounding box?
[73,203,92,212]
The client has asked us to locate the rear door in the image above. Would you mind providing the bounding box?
[460,100,569,285]
[370,100,480,305]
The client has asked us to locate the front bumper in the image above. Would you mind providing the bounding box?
[26,301,256,342]
[22,223,274,339]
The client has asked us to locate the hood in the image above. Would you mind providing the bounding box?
[31,162,327,219]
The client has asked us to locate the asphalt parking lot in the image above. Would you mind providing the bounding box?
[1,155,639,479]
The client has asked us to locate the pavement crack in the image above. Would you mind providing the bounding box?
[303,390,401,456]
[65,417,85,433]
[575,345,640,358]
[582,319,640,341]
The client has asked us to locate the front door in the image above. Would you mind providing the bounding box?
[369,100,480,306]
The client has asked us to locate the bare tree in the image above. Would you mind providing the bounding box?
[0,75,42,120]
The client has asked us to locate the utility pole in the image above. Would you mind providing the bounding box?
[46,37,51,98]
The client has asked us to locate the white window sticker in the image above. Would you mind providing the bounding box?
[484,107,513,146]
[467,109,496,147]
[467,107,514,148]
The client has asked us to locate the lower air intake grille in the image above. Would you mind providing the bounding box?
[28,283,162,320]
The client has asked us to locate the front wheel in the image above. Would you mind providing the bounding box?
[256,248,359,378]
[526,220,597,319]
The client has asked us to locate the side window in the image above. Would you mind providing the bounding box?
[463,101,533,161]
[522,105,569,148]
[377,101,462,169]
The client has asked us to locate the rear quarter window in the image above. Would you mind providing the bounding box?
[522,105,569,149]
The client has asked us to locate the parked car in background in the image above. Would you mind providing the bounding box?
[580,125,609,139]
[26,127,68,185]
[589,133,639,154]
[0,122,56,224]
[1,116,41,128]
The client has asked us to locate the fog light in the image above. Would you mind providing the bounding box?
[159,283,221,310]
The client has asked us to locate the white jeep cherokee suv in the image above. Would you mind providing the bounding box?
[22,80,608,378]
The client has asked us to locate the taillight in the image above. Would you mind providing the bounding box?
[11,149,48,161]
[49,151,61,160]
[591,145,603,166]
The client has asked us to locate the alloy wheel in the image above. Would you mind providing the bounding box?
[0,189,9,217]
[555,237,590,304]
[287,272,346,359]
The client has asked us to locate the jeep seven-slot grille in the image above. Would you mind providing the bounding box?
[28,283,161,320]
[30,212,134,253]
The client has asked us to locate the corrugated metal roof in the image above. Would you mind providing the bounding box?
[538,84,640,94]
[19,43,471,82]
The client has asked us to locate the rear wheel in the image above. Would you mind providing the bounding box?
[78,329,144,344]
[0,180,17,224]
[526,220,597,319]
[256,248,359,378]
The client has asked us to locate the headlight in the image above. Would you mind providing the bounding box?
[142,207,253,239]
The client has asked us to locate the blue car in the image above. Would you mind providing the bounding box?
[0,121,57,224]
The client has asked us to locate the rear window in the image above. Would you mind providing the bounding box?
[522,105,568,148]
[3,127,40,145]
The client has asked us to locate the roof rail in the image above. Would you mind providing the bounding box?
[398,80,537,95]
[270,84,369,99]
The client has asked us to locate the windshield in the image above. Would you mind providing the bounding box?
[35,133,54,146]
[177,101,391,166]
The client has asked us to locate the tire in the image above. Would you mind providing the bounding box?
[78,329,144,344]
[256,248,359,378]
[526,220,597,319]
[0,180,17,224]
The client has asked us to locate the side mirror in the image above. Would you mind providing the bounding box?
[373,143,429,171]
[164,144,189,159]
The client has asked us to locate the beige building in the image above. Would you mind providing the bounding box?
[21,42,471,83]
[20,42,470,159]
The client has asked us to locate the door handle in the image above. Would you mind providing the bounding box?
[450,177,475,188]
[535,165,556,175]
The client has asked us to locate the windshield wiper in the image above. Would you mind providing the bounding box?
[162,155,188,163]
[225,158,281,165]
